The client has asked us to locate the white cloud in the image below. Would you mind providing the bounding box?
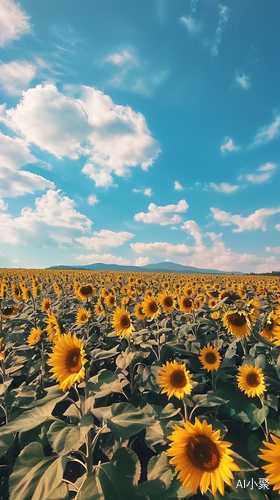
[276,224,280,231]
[0,199,8,211]
[240,162,277,184]
[0,60,36,95]
[88,194,99,205]
[211,4,229,57]
[266,246,280,255]
[174,181,183,190]
[258,162,277,172]
[211,206,280,232]
[181,220,202,245]
[251,114,280,147]
[75,229,134,251]
[0,0,31,47]
[180,16,199,34]
[210,182,239,193]
[135,256,150,267]
[234,70,250,90]
[0,190,92,245]
[134,199,189,225]
[0,132,55,197]
[130,232,280,273]
[132,187,153,196]
[221,137,240,152]
[105,50,136,67]
[75,252,132,265]
[1,83,160,187]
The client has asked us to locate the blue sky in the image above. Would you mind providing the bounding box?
[0,0,279,272]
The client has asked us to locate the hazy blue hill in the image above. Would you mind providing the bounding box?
[47,261,242,274]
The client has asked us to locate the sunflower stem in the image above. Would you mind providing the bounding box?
[183,395,188,421]
[259,395,269,442]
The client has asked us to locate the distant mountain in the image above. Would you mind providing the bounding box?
[46,261,242,274]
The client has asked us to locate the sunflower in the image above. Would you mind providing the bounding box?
[178,296,192,313]
[142,295,161,320]
[222,309,252,338]
[258,434,280,493]
[166,418,239,495]
[11,284,22,301]
[157,360,193,399]
[236,364,266,398]
[27,327,42,346]
[208,299,217,308]
[199,344,221,371]
[105,294,115,308]
[134,303,145,320]
[47,332,87,392]
[76,308,91,324]
[2,306,19,318]
[41,298,51,313]
[121,296,130,307]
[45,312,61,342]
[0,338,4,361]
[77,284,95,300]
[211,311,220,320]
[262,312,280,342]
[112,307,135,338]
[158,291,176,313]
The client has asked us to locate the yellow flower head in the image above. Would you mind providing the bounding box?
[142,295,161,320]
[237,364,266,398]
[2,306,19,319]
[76,308,91,324]
[199,344,222,371]
[112,306,135,338]
[0,337,5,361]
[47,332,87,392]
[258,434,280,493]
[27,328,42,346]
[178,296,192,313]
[77,284,95,300]
[166,418,239,495]
[222,309,252,338]
[157,291,176,313]
[41,298,51,313]
[134,303,145,320]
[157,360,193,400]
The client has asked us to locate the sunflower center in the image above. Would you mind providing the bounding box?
[246,373,260,387]
[183,298,192,308]
[80,285,93,296]
[228,312,246,326]
[80,313,87,321]
[3,306,14,315]
[120,315,130,328]
[149,302,158,312]
[205,352,217,364]
[171,370,187,388]
[267,319,273,331]
[66,348,82,373]
[164,297,173,307]
[187,435,220,471]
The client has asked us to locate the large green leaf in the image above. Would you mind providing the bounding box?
[0,433,13,458]
[111,447,141,485]
[76,463,135,500]
[48,413,93,455]
[106,403,155,439]
[9,442,67,500]
[46,482,69,500]
[192,392,229,407]
[246,404,269,430]
[147,452,173,487]
[135,479,166,500]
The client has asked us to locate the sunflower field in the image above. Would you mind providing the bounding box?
[0,269,280,500]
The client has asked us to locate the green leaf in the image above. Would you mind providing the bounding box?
[76,463,135,500]
[230,452,259,471]
[9,442,67,500]
[135,479,166,500]
[0,433,13,458]
[247,404,269,430]
[46,482,69,500]
[0,378,13,396]
[111,447,141,485]
[47,421,81,455]
[91,347,119,361]
[106,403,155,439]
[159,403,181,420]
[148,452,173,487]
[192,392,229,407]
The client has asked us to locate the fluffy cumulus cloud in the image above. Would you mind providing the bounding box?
[181,220,202,245]
[132,187,153,196]
[220,137,240,152]
[88,194,99,205]
[242,162,277,184]
[0,132,55,197]
[1,83,160,187]
[211,206,280,232]
[210,182,239,193]
[0,199,8,211]
[251,114,280,147]
[0,190,92,245]
[266,246,280,255]
[0,60,36,95]
[134,199,189,225]
[0,0,31,47]
[131,232,280,273]
[75,229,134,251]
[234,70,250,90]
[75,253,132,265]
[135,256,150,266]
